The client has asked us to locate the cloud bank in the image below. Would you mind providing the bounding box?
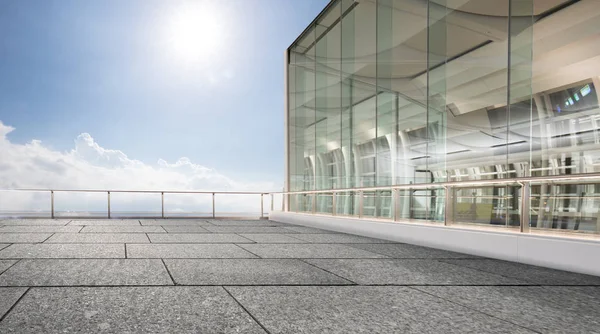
[0,121,280,217]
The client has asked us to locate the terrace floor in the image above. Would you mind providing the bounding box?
[0,218,599,333]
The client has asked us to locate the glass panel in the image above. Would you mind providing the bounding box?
[0,190,51,218]
[453,186,521,227]
[164,193,211,217]
[54,191,107,218]
[110,193,161,218]
[531,182,600,234]
[335,190,358,216]
[316,193,333,214]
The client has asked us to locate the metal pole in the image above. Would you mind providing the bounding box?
[332,192,337,216]
[520,182,531,233]
[270,194,274,212]
[393,189,399,222]
[161,192,165,219]
[107,191,111,219]
[444,186,452,226]
[358,191,364,218]
[50,190,55,219]
[311,193,316,214]
[212,193,215,218]
[260,193,264,218]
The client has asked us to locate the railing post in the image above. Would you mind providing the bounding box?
[311,193,316,214]
[161,192,165,219]
[358,191,364,218]
[393,189,399,222]
[260,193,264,218]
[107,191,111,219]
[444,186,452,226]
[520,182,530,233]
[50,190,55,219]
[270,194,274,212]
[332,192,337,216]
[212,193,216,218]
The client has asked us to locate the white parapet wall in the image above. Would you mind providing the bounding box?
[270,211,600,277]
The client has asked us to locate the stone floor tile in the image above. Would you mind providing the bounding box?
[0,244,124,259]
[226,286,534,334]
[237,244,387,259]
[0,226,82,233]
[441,259,600,285]
[291,233,393,244]
[0,233,52,243]
[165,259,353,285]
[0,259,172,286]
[347,243,478,259]
[0,260,17,274]
[45,233,149,244]
[0,219,70,226]
[417,286,600,333]
[0,287,28,320]
[206,220,284,227]
[148,233,254,243]
[238,234,308,243]
[127,244,258,258]
[305,259,526,285]
[162,226,211,233]
[279,226,339,234]
[67,220,141,226]
[80,226,166,233]
[141,219,212,226]
[204,226,301,234]
[0,287,265,333]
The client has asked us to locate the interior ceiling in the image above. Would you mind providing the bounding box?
[430,0,572,17]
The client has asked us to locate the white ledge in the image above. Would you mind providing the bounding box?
[270,211,600,277]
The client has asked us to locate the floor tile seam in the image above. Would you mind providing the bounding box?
[232,244,263,258]
[0,283,575,288]
[0,259,20,276]
[0,287,30,322]
[408,286,542,334]
[435,259,536,284]
[40,233,55,244]
[160,259,177,286]
[297,259,358,285]
[221,286,272,334]
[145,233,151,243]
[230,233,259,244]
[124,244,127,259]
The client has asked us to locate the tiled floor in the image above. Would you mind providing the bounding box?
[0,218,599,333]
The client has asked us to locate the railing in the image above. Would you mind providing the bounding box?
[2,173,600,237]
[278,173,600,236]
[0,189,277,219]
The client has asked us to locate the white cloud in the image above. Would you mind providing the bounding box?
[0,121,281,217]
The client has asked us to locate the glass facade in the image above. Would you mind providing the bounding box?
[286,0,600,234]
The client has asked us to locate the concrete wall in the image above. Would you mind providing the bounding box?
[270,211,600,277]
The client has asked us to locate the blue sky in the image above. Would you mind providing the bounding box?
[0,0,328,185]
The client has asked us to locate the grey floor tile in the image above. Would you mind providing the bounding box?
[238,244,387,259]
[0,233,53,243]
[348,243,478,259]
[141,219,211,226]
[305,259,526,285]
[0,287,28,319]
[45,233,149,244]
[0,287,265,333]
[279,226,339,234]
[206,220,284,226]
[67,220,141,226]
[80,226,166,233]
[0,219,70,226]
[238,234,307,243]
[0,260,17,274]
[204,226,299,234]
[0,226,82,233]
[291,233,392,244]
[162,225,211,233]
[0,259,172,286]
[148,233,254,243]
[0,244,124,259]
[226,286,534,334]
[165,259,353,285]
[417,286,600,333]
[441,259,600,285]
[127,244,258,258]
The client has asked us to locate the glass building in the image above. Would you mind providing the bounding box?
[284,0,600,234]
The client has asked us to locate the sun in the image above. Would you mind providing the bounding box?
[166,2,225,65]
